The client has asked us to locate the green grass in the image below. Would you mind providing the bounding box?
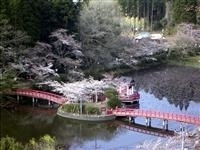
[168,56,200,68]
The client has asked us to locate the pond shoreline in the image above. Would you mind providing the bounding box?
[57,107,116,122]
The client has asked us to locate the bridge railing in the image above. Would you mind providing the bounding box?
[16,89,65,99]
[113,108,200,126]
[15,89,67,104]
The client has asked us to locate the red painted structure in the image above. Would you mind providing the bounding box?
[118,85,140,102]
[14,89,200,126]
[113,108,200,126]
[15,89,67,104]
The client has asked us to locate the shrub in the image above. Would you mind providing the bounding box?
[0,135,56,150]
[105,88,121,109]
[105,88,118,99]
[38,135,55,150]
[62,104,80,113]
[0,136,23,150]
[85,106,100,115]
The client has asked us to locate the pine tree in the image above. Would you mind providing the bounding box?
[173,0,197,24]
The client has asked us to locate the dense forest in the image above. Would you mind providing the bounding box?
[0,0,200,91]
[0,0,199,41]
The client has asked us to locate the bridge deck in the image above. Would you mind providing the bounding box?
[14,89,200,126]
[113,108,200,126]
[15,89,67,104]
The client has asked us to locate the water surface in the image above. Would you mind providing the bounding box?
[1,65,200,149]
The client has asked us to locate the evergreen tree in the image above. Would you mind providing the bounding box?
[0,0,82,41]
[118,0,165,30]
[52,0,81,34]
[173,0,197,24]
[79,0,123,66]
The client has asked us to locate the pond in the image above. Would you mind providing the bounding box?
[1,65,200,149]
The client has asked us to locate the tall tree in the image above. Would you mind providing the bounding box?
[164,0,173,26]
[0,0,83,41]
[173,0,197,24]
[118,0,165,30]
[79,0,123,66]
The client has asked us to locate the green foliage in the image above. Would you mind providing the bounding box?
[0,0,83,41]
[168,55,200,68]
[62,103,102,115]
[62,104,80,113]
[173,0,197,24]
[0,70,18,93]
[118,0,165,30]
[79,0,123,66]
[0,18,30,48]
[0,18,29,92]
[105,88,121,109]
[85,106,100,115]
[53,74,69,83]
[105,88,118,99]
[118,0,137,18]
[164,25,177,35]
[33,135,55,150]
[0,135,55,150]
[0,136,23,150]
[0,18,30,69]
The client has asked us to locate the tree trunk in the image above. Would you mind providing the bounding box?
[165,0,173,26]
[151,0,154,31]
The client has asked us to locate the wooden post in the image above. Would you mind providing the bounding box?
[17,95,19,103]
[95,90,98,103]
[129,116,132,122]
[146,118,148,126]
[131,86,134,95]
[32,98,35,107]
[165,120,168,130]
[131,117,135,123]
[146,118,151,127]
[35,98,38,107]
[80,97,82,115]
[48,101,51,106]
[126,85,129,95]
[163,120,168,130]
[149,118,151,127]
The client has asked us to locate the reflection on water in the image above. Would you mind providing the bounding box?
[0,108,120,149]
[1,65,200,149]
[132,65,200,110]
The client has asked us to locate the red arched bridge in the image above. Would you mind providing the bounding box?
[113,108,200,126]
[15,89,67,105]
[13,89,200,127]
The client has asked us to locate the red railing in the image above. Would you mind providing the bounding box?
[113,108,200,126]
[15,89,67,104]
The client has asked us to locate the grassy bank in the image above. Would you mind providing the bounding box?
[168,55,200,68]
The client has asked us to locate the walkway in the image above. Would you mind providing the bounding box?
[113,108,200,126]
[15,89,67,104]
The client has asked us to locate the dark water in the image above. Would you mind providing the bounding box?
[1,65,200,150]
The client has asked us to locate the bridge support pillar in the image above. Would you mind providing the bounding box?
[48,101,51,106]
[17,95,20,103]
[163,120,168,130]
[129,116,131,122]
[129,117,135,123]
[131,117,135,123]
[32,98,35,107]
[146,118,151,127]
